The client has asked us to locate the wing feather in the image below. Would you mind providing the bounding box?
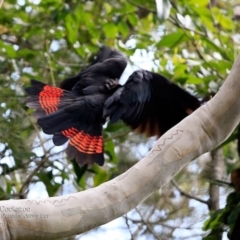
[26,47,128,166]
[104,69,200,137]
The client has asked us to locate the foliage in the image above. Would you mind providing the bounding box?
[0,0,239,239]
[203,191,240,240]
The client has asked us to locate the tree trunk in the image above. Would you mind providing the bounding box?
[208,148,224,239]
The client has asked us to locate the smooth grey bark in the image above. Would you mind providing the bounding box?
[0,55,240,239]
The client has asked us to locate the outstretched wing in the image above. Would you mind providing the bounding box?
[103,69,200,137]
[38,96,106,166]
[25,47,128,166]
[60,46,128,95]
[26,80,106,166]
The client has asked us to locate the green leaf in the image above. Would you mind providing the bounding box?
[104,139,117,164]
[157,30,187,48]
[72,161,88,185]
[202,209,224,231]
[173,64,187,77]
[228,205,240,224]
[217,130,238,149]
[186,77,203,84]
[128,14,138,26]
[212,8,234,30]
[103,22,118,38]
[93,165,110,186]
[37,170,61,197]
[17,49,40,59]
[0,40,16,58]
[202,37,232,61]
[103,2,112,14]
[207,60,232,74]
[187,0,208,6]
[65,15,78,43]
[118,21,129,38]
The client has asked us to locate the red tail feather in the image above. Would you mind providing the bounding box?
[25,80,73,118]
[25,80,105,166]
[39,85,64,114]
[69,131,103,154]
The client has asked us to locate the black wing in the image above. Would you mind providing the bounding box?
[38,94,107,166]
[25,47,128,166]
[26,80,106,166]
[60,46,128,95]
[103,69,200,137]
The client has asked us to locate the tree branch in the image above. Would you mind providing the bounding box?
[19,156,48,195]
[0,54,240,239]
[135,208,161,240]
[171,179,209,206]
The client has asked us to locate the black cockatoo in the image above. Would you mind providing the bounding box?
[25,47,200,166]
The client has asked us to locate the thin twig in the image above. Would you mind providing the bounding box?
[45,53,56,86]
[127,0,157,14]
[135,207,162,240]
[19,107,51,194]
[124,214,135,240]
[50,53,85,68]
[20,107,48,155]
[168,13,225,80]
[168,17,206,37]
[171,179,209,206]
[19,156,48,195]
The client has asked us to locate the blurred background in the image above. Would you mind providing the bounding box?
[0,0,240,239]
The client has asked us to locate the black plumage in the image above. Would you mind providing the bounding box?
[104,70,200,136]
[25,47,200,166]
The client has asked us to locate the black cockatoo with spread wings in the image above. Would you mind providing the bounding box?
[25,47,200,166]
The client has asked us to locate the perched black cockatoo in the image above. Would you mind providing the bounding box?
[25,47,200,167]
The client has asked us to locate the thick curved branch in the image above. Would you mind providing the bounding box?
[0,54,240,239]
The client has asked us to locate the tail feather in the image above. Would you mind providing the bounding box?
[38,111,104,166]
[26,79,74,117]
[53,132,69,146]
[66,145,104,166]
[38,110,73,134]
[54,125,104,166]
[25,79,105,166]
[58,125,104,166]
